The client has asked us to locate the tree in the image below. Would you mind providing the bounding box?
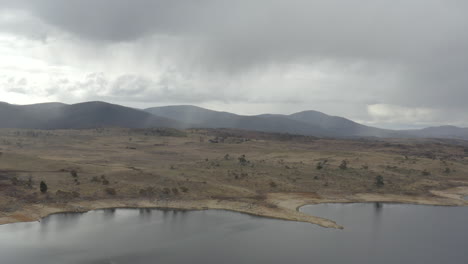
[238,155,248,166]
[40,181,48,193]
[316,162,323,170]
[70,170,78,178]
[375,175,384,187]
[339,160,348,170]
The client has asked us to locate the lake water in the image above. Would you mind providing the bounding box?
[1,204,467,264]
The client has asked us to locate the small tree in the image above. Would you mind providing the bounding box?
[40,181,48,193]
[316,162,323,170]
[238,155,248,166]
[339,160,348,170]
[375,175,384,187]
[70,170,78,178]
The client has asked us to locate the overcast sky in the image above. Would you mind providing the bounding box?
[0,0,467,129]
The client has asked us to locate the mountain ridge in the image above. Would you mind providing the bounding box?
[1,101,467,140]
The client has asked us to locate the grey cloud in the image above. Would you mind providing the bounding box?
[1,0,468,127]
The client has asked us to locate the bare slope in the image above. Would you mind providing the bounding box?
[0,101,184,129]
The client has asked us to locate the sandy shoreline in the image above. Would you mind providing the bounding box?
[2,189,467,229]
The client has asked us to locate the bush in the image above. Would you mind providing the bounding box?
[339,160,348,170]
[238,155,248,166]
[91,176,100,182]
[316,162,323,170]
[375,175,385,187]
[269,181,277,188]
[40,181,48,193]
[162,188,171,195]
[139,187,156,197]
[105,188,116,195]
[70,170,78,178]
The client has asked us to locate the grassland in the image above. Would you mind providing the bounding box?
[1,128,468,228]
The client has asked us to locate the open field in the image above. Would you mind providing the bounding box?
[1,128,468,229]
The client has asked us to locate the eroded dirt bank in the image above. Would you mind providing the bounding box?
[2,189,467,229]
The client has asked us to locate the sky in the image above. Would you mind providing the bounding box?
[0,0,467,129]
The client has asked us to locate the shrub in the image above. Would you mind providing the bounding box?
[91,176,100,182]
[139,187,156,197]
[105,188,116,195]
[162,188,171,195]
[375,175,385,187]
[269,181,277,188]
[40,181,48,193]
[70,170,78,178]
[316,162,323,170]
[238,155,248,166]
[339,160,348,170]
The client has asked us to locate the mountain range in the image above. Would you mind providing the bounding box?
[1,101,467,140]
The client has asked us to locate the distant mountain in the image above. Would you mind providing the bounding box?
[0,101,183,129]
[146,105,468,140]
[1,101,467,140]
[402,126,468,140]
[145,106,400,138]
[145,105,332,136]
[287,110,398,137]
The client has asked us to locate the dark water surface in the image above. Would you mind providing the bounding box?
[1,204,467,264]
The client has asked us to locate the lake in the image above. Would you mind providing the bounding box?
[0,203,467,264]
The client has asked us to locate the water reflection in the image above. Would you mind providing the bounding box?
[0,205,467,264]
[374,202,383,211]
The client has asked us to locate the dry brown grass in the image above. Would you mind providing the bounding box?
[0,128,467,227]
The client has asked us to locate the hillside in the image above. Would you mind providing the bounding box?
[145,105,332,136]
[0,101,183,129]
[1,101,467,139]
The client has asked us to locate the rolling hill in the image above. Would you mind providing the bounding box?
[0,101,184,129]
[1,101,467,140]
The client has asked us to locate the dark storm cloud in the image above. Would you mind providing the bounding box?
[6,1,467,80]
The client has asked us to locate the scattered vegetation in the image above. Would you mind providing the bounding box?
[40,181,48,193]
[316,162,323,170]
[339,160,348,170]
[238,154,248,166]
[105,188,116,196]
[375,175,385,187]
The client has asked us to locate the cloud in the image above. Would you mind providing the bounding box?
[0,0,467,127]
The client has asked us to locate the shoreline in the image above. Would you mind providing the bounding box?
[1,189,467,229]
